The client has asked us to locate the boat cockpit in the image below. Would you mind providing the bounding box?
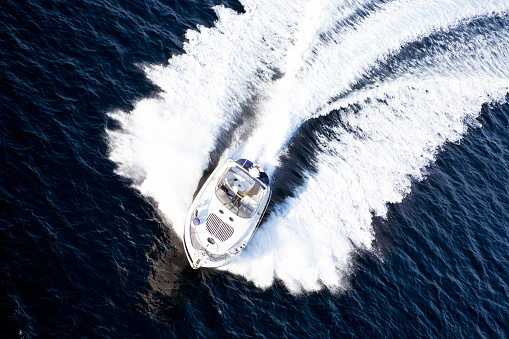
[215,165,267,218]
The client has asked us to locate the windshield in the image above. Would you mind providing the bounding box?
[215,165,266,218]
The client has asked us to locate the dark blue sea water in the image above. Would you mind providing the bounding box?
[2,0,509,337]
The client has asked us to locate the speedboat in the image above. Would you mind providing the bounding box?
[183,158,271,269]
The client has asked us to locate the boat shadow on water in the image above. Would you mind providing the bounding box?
[142,220,230,326]
[142,223,198,325]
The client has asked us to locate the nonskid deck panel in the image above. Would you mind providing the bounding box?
[206,213,234,242]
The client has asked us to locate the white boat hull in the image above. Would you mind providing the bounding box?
[183,159,271,269]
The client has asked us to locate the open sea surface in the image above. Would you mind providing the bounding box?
[1,0,509,337]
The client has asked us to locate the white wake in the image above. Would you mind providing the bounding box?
[107,0,509,293]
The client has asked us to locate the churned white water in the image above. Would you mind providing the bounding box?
[107,0,509,292]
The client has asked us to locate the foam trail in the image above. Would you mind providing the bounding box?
[237,0,509,171]
[105,0,509,293]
